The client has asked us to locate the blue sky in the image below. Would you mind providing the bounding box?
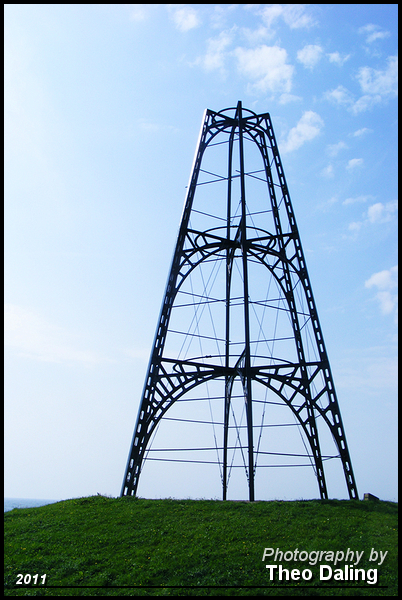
[5,4,397,502]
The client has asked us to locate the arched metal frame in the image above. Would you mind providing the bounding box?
[121,102,358,501]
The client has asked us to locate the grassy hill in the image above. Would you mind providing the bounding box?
[4,495,397,596]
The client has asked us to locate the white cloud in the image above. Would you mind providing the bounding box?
[352,128,372,137]
[278,93,302,104]
[259,4,317,30]
[365,266,398,291]
[326,141,348,157]
[348,221,362,233]
[335,346,397,397]
[199,30,234,72]
[365,265,398,321]
[281,4,317,29]
[297,44,323,69]
[346,200,398,236]
[358,24,391,44]
[324,85,378,114]
[234,45,294,94]
[367,200,398,224]
[169,6,201,32]
[367,203,385,224]
[318,195,338,209]
[129,5,149,22]
[4,304,107,365]
[138,118,160,133]
[324,56,397,114]
[356,55,398,97]
[375,291,397,316]
[241,25,270,46]
[350,94,383,114]
[346,158,364,170]
[257,4,284,30]
[320,164,334,178]
[324,85,354,107]
[327,52,350,66]
[280,111,324,153]
[343,195,372,206]
[210,4,238,30]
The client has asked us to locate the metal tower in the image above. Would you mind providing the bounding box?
[121,102,358,501]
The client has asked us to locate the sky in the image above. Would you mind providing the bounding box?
[4,4,398,503]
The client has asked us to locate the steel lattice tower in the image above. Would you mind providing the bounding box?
[121,102,358,501]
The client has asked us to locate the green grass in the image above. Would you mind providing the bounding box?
[4,495,397,596]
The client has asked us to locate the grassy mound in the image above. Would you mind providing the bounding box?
[4,495,397,596]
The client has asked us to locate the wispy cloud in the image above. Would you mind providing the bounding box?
[365,265,398,322]
[347,200,398,236]
[168,6,201,32]
[324,55,397,113]
[358,23,391,44]
[342,195,373,206]
[4,304,109,365]
[297,44,323,69]
[352,127,372,137]
[258,4,317,31]
[367,201,398,224]
[324,85,354,107]
[278,93,302,104]
[197,29,235,73]
[137,118,179,135]
[320,164,334,179]
[234,44,294,95]
[346,158,364,170]
[280,111,324,153]
[335,345,397,396]
[240,25,271,46]
[327,51,350,66]
[129,4,150,22]
[356,55,398,97]
[326,141,348,157]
